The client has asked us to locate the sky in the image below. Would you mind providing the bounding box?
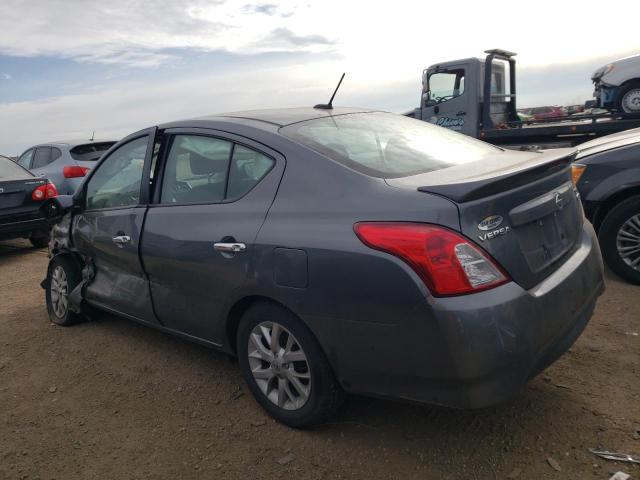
[0,0,638,155]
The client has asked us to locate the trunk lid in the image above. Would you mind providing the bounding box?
[386,148,583,289]
[0,177,48,221]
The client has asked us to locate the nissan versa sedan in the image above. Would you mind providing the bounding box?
[44,108,605,428]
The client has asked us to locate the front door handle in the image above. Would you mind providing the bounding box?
[112,235,131,247]
[213,242,246,253]
[456,111,467,116]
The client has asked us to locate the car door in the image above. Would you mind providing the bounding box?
[141,128,285,344]
[421,65,475,136]
[72,130,159,323]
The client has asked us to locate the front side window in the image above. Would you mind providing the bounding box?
[85,136,148,210]
[32,147,52,169]
[18,149,33,169]
[281,112,501,178]
[426,69,465,105]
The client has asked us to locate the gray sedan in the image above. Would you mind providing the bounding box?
[17,140,116,195]
[44,108,604,428]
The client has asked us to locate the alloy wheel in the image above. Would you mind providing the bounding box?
[247,321,311,411]
[616,214,640,271]
[50,266,69,318]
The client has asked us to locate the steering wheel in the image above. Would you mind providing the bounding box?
[435,95,455,103]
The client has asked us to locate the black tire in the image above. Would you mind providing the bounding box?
[45,256,84,326]
[236,301,345,428]
[30,234,49,249]
[598,195,640,285]
[616,81,640,114]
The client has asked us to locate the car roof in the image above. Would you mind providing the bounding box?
[166,107,376,130]
[30,139,118,148]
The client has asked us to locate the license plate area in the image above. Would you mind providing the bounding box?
[510,183,582,273]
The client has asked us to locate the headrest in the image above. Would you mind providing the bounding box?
[189,151,218,175]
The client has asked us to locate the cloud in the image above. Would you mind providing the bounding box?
[0,0,331,66]
[258,28,334,50]
[243,3,278,15]
[1,73,11,80]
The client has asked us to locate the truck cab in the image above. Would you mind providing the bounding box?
[415,49,518,138]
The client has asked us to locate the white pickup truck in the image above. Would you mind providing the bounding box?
[592,54,640,114]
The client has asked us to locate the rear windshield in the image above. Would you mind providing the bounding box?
[280,112,501,178]
[0,157,33,180]
[70,142,116,162]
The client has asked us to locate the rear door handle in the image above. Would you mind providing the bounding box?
[112,235,131,247]
[213,242,246,253]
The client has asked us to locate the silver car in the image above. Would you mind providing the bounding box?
[17,140,117,195]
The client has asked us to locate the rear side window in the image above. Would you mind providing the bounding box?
[159,135,274,204]
[70,142,116,162]
[227,145,274,198]
[161,135,232,204]
[32,147,52,169]
[281,112,501,178]
[51,147,62,162]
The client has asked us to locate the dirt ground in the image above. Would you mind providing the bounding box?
[0,239,638,480]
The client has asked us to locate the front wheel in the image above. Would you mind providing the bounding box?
[237,302,344,428]
[45,256,84,326]
[617,82,640,114]
[598,195,640,284]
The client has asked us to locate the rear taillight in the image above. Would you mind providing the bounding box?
[63,165,90,178]
[32,183,58,201]
[354,222,510,296]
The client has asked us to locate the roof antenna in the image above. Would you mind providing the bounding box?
[314,73,345,110]
[90,131,95,141]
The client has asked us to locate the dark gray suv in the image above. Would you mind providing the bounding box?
[44,108,605,428]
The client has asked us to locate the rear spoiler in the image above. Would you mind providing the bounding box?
[418,151,576,203]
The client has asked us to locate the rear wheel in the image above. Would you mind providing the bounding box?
[617,82,640,114]
[236,302,344,428]
[46,256,84,326]
[598,195,640,284]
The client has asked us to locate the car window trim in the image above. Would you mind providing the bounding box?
[81,130,156,213]
[152,128,278,207]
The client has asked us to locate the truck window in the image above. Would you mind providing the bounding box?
[426,69,465,105]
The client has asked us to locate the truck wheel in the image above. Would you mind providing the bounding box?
[236,301,345,428]
[598,195,640,285]
[45,256,84,326]
[617,82,640,114]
